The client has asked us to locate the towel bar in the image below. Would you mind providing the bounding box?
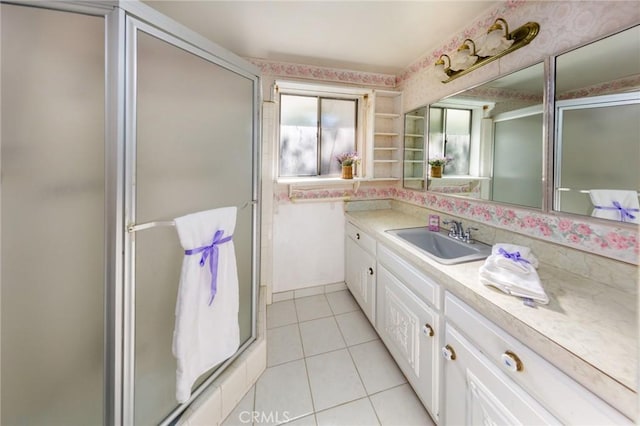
[127,200,256,233]
[557,188,640,197]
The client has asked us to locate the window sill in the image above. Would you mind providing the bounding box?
[277,176,399,202]
[277,176,357,185]
[277,176,400,186]
[428,175,491,181]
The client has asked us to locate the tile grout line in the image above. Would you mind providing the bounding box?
[266,299,298,331]
[292,297,301,324]
[328,290,412,425]
[297,306,317,425]
[297,313,335,326]
[298,356,317,425]
[266,300,312,426]
[341,325,384,426]
[313,301,384,424]
[295,293,360,424]
[294,294,334,324]
[251,386,257,426]
[266,324,303,369]
[313,396,381,425]
[367,381,410,398]
[326,290,362,317]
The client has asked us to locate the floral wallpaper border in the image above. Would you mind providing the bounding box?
[558,75,640,100]
[459,74,640,104]
[249,58,396,88]
[464,86,543,104]
[276,185,639,265]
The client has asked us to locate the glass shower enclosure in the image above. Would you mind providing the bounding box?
[1,2,260,425]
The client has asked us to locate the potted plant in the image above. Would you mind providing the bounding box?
[336,152,360,179]
[428,156,452,178]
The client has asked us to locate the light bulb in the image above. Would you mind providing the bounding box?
[450,45,477,71]
[478,18,514,57]
[436,62,453,82]
[433,55,451,82]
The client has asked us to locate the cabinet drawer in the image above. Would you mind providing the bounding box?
[443,324,559,426]
[445,293,631,425]
[378,244,440,309]
[346,222,376,255]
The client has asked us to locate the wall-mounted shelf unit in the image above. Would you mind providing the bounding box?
[403,108,426,190]
[370,90,402,179]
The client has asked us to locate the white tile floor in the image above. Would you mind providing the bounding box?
[221,290,435,426]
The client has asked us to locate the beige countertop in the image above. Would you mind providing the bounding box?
[346,208,637,419]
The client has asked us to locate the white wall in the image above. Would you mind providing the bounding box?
[272,201,345,292]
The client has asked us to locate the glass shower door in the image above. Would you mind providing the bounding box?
[1,4,105,425]
[131,26,256,425]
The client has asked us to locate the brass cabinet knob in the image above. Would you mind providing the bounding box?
[501,350,524,372]
[422,323,434,337]
[442,344,456,361]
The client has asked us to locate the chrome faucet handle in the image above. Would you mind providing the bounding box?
[443,220,465,238]
[464,227,479,243]
[442,220,458,237]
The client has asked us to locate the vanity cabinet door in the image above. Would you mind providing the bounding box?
[443,324,560,426]
[345,236,376,325]
[377,264,439,420]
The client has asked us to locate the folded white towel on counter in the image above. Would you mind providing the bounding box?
[491,243,539,272]
[173,206,240,403]
[480,245,548,305]
[479,259,549,304]
[589,189,639,223]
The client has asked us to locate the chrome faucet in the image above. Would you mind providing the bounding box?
[443,219,478,243]
[443,220,464,239]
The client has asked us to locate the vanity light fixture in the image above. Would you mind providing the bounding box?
[435,18,540,83]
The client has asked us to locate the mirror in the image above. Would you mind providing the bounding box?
[413,62,545,208]
[403,106,427,190]
[554,25,640,223]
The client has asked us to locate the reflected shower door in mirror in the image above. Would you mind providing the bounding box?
[403,106,426,189]
[425,62,544,207]
[554,25,640,223]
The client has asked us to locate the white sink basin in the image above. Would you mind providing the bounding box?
[385,227,492,265]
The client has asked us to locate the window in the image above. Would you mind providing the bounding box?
[279,94,357,177]
[428,107,471,175]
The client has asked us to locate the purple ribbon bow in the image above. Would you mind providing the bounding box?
[498,248,530,264]
[594,201,638,222]
[185,230,233,306]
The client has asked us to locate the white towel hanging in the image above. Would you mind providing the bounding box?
[172,206,240,403]
[589,190,639,223]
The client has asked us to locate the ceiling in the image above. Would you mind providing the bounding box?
[144,1,500,75]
